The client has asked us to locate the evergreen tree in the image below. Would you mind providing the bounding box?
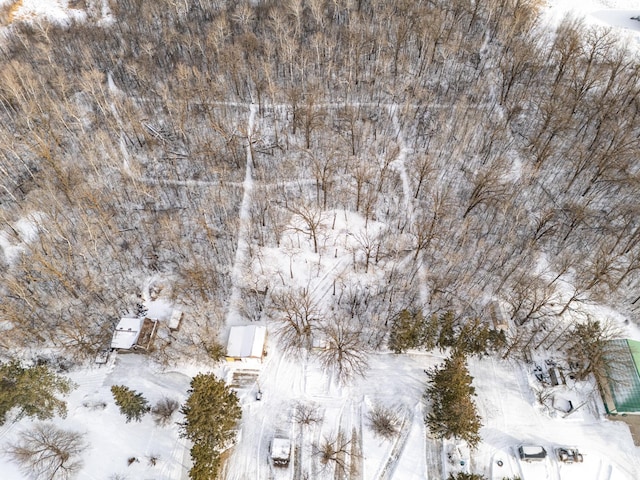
[424,354,482,448]
[0,361,73,425]
[448,473,487,480]
[453,318,507,358]
[437,311,458,349]
[110,385,150,423]
[388,310,441,353]
[566,320,625,385]
[187,442,220,480]
[390,309,505,356]
[179,373,242,480]
[388,309,425,353]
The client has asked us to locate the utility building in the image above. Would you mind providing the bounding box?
[603,339,640,415]
[225,325,267,363]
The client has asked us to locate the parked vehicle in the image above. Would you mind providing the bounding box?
[270,435,291,467]
[556,447,583,463]
[518,445,547,462]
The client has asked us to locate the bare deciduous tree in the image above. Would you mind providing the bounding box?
[312,430,352,477]
[293,401,323,426]
[152,396,179,426]
[287,203,325,254]
[269,288,321,356]
[5,423,86,480]
[564,318,627,387]
[315,318,369,384]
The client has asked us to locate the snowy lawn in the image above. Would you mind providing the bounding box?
[0,354,194,480]
[221,347,640,480]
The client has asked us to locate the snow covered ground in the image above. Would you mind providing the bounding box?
[4,0,640,44]
[473,357,640,480]
[543,0,640,46]
[0,0,86,24]
[2,345,637,479]
[0,354,195,480]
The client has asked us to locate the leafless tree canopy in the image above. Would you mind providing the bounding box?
[312,430,353,476]
[0,0,638,365]
[269,288,321,356]
[5,423,86,480]
[151,396,179,426]
[293,401,323,426]
[315,318,370,385]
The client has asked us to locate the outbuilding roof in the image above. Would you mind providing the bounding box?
[111,318,143,350]
[605,339,640,414]
[519,445,546,457]
[226,325,267,359]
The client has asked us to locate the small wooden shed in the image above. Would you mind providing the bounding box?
[110,317,158,352]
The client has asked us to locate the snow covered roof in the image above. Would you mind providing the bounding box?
[605,339,640,414]
[110,318,143,350]
[226,325,267,359]
[168,309,183,330]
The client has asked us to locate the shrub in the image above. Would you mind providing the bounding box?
[366,404,401,439]
[152,396,179,426]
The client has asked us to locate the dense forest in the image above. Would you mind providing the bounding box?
[0,0,639,368]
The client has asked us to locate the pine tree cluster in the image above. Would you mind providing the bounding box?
[179,373,242,480]
[424,354,482,448]
[389,310,505,356]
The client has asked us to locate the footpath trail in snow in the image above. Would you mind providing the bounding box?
[388,104,430,308]
[225,103,258,328]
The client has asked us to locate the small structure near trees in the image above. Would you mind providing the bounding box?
[110,318,142,350]
[602,339,640,415]
[168,309,183,331]
[110,317,158,352]
[489,301,509,332]
[225,325,267,363]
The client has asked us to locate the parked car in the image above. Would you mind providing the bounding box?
[518,445,547,462]
[270,435,291,467]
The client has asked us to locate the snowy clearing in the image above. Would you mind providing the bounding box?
[543,0,640,46]
[3,347,635,480]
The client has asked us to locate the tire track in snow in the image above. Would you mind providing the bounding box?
[349,400,363,480]
[159,435,189,480]
[374,404,413,480]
